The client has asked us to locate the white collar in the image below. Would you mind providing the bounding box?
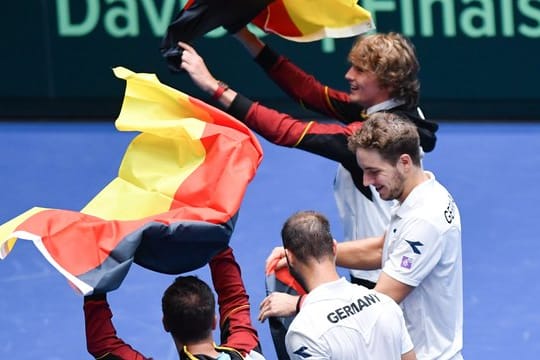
[366,98,405,115]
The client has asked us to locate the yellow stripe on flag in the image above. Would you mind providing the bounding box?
[82,67,211,220]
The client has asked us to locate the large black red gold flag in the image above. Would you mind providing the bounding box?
[0,67,263,295]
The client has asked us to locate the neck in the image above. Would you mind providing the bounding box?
[177,338,220,358]
[399,168,429,203]
[301,260,341,292]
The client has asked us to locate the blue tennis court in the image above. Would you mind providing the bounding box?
[0,121,539,359]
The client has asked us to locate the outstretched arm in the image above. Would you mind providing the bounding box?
[178,41,238,109]
[232,27,361,122]
[233,27,265,58]
[83,294,148,360]
[209,247,262,356]
[179,42,361,167]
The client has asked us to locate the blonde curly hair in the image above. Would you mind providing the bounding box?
[348,32,420,106]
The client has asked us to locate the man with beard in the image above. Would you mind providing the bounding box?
[336,113,463,359]
[260,210,415,360]
[178,30,438,289]
[265,113,463,360]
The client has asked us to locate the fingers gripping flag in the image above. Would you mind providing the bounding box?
[0,67,263,295]
[161,0,374,72]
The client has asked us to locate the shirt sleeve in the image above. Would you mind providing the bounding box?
[83,294,148,360]
[383,218,442,287]
[254,45,364,123]
[286,329,330,360]
[210,247,262,356]
[228,93,362,162]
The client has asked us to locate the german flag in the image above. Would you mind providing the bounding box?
[0,67,263,295]
[161,0,374,72]
[252,0,374,42]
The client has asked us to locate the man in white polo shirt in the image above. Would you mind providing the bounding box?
[337,112,463,359]
[259,210,415,360]
[260,112,461,358]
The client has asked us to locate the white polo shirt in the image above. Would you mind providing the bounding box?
[382,172,463,360]
[285,277,413,359]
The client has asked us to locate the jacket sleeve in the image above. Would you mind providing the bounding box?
[228,93,361,164]
[209,247,262,356]
[84,294,149,360]
[254,45,364,123]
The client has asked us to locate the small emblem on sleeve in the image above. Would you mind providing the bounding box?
[401,256,413,269]
[444,195,456,224]
[293,346,312,358]
[405,240,424,254]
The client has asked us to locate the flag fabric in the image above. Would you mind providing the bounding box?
[265,257,306,360]
[0,67,263,295]
[161,0,273,72]
[251,0,374,42]
[161,0,374,72]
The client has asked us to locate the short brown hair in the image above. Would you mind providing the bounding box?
[281,210,334,263]
[348,112,421,166]
[348,32,420,105]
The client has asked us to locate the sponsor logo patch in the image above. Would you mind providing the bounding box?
[401,256,413,269]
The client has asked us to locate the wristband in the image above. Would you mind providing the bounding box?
[212,80,229,100]
[296,295,305,314]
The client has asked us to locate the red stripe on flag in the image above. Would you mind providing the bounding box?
[19,210,140,275]
[252,1,303,37]
[169,96,261,221]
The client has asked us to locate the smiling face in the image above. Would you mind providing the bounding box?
[356,148,406,202]
[345,66,392,108]
[346,33,420,107]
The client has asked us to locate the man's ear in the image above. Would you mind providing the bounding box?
[212,314,217,330]
[398,154,413,172]
[284,248,295,267]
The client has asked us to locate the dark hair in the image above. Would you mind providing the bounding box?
[281,210,334,263]
[348,112,421,166]
[161,275,215,343]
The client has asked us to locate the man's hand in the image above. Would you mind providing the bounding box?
[265,246,288,273]
[258,292,298,322]
[178,41,218,94]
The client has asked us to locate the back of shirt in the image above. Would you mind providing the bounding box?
[285,278,412,359]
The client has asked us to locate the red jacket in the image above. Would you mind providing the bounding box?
[84,247,262,360]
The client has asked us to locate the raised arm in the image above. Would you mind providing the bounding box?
[233,27,265,58]
[179,42,363,165]
[83,294,148,360]
[178,41,238,109]
[232,28,362,122]
[209,247,262,356]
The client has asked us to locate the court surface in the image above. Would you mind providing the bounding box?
[0,120,539,359]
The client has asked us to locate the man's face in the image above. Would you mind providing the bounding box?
[345,66,391,108]
[356,148,405,201]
